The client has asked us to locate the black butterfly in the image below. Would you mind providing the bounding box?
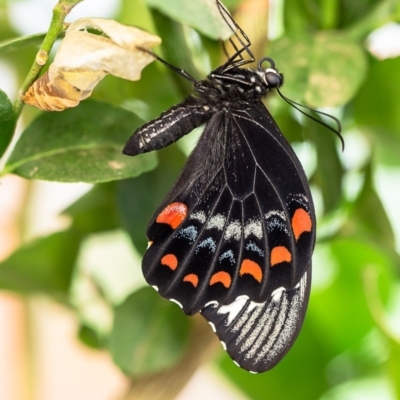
[123,0,320,373]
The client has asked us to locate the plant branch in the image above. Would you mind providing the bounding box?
[13,0,84,117]
[119,315,220,400]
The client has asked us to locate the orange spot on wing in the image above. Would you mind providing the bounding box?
[183,273,199,287]
[209,271,231,288]
[161,254,178,270]
[156,202,188,229]
[240,259,263,283]
[291,208,312,241]
[270,246,292,267]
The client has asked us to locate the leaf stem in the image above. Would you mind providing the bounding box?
[320,0,339,29]
[345,0,397,40]
[13,0,84,117]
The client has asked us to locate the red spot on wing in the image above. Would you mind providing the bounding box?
[156,202,188,229]
[209,271,231,288]
[270,246,292,267]
[161,254,178,270]
[291,208,312,241]
[183,273,199,287]
[240,259,263,283]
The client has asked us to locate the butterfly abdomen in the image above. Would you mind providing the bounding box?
[123,100,213,156]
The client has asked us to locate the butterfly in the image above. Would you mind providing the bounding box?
[123,0,324,373]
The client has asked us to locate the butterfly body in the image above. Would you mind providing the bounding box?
[123,65,276,156]
[123,2,316,373]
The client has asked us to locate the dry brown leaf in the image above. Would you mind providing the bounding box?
[22,18,161,111]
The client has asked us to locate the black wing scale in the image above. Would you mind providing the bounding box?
[123,0,317,374]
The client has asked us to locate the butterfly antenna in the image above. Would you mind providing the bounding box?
[277,89,344,151]
[221,40,230,59]
[216,0,255,68]
[136,46,197,84]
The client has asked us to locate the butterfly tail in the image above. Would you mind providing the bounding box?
[201,267,311,373]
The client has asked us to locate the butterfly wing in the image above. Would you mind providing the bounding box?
[142,101,315,372]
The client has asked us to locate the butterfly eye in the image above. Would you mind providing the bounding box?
[264,71,282,88]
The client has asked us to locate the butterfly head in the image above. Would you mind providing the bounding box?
[257,57,284,90]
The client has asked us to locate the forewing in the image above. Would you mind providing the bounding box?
[143,112,233,311]
[142,103,315,372]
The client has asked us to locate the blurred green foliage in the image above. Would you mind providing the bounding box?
[1,0,400,399]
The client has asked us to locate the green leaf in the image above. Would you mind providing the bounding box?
[344,0,398,40]
[338,0,388,27]
[343,161,395,248]
[110,287,190,377]
[0,88,16,157]
[78,323,105,350]
[0,33,46,55]
[353,56,400,165]
[144,0,232,39]
[5,100,157,183]
[284,0,321,33]
[284,0,392,35]
[0,230,80,296]
[269,32,368,107]
[222,0,243,7]
[151,10,201,95]
[63,183,120,234]
[353,57,400,131]
[312,238,395,353]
